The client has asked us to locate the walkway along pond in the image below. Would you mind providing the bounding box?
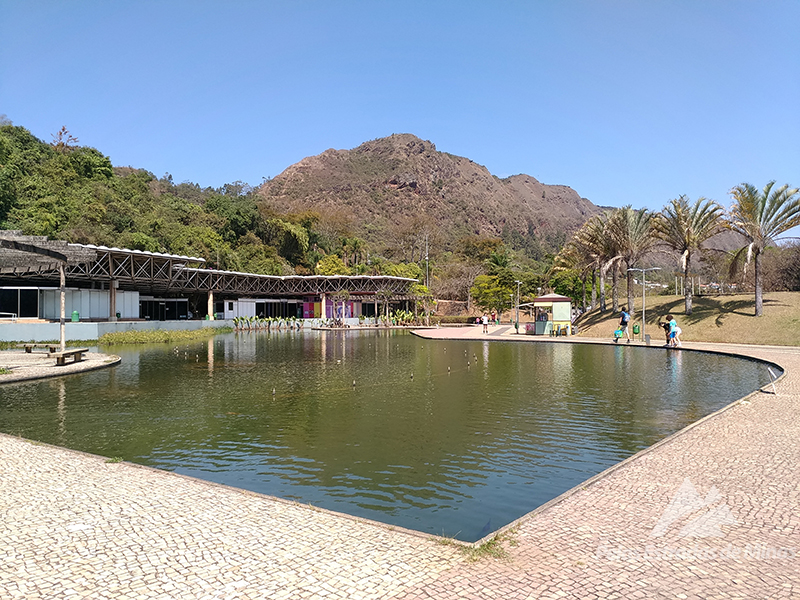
[0,329,773,542]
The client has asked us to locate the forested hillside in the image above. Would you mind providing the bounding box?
[0,123,600,303]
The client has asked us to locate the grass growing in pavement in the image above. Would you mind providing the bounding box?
[574,291,800,346]
[435,527,519,562]
[98,327,233,345]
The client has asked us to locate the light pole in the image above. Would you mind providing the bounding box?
[627,267,660,342]
[424,234,429,290]
[515,280,522,333]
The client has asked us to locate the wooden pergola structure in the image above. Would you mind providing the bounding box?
[0,231,98,350]
[1,234,417,323]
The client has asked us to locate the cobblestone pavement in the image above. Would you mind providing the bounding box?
[1,328,798,599]
[0,350,120,383]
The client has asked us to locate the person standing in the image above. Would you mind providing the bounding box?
[619,306,631,343]
[490,310,497,326]
[666,314,679,347]
[482,313,489,334]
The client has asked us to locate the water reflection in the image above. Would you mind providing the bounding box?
[0,331,772,542]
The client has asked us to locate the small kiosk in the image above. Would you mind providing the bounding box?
[523,293,572,336]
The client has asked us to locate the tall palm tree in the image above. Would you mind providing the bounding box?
[608,206,657,315]
[655,195,724,315]
[572,213,621,312]
[728,181,800,316]
[553,241,592,312]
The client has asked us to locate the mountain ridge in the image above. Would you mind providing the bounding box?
[257,133,601,259]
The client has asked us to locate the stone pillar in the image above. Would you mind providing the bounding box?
[109,279,117,321]
[208,291,215,320]
[320,293,327,319]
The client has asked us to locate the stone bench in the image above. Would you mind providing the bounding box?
[49,348,89,366]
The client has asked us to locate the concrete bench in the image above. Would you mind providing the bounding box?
[49,348,89,366]
[18,343,59,353]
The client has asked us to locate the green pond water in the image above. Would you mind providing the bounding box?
[0,330,772,542]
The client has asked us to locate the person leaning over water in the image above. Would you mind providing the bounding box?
[658,318,671,344]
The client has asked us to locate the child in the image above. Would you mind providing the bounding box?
[658,319,671,345]
[666,314,679,347]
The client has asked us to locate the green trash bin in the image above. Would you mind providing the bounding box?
[632,324,640,335]
[71,310,80,322]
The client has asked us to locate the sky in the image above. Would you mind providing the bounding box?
[1,1,799,216]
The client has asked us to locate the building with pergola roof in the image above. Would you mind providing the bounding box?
[0,231,417,336]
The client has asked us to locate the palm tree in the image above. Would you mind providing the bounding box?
[728,181,800,316]
[571,213,621,312]
[655,195,724,315]
[608,206,657,315]
[553,242,591,312]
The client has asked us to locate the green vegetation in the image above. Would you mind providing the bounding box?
[105,456,124,463]
[574,292,800,346]
[436,527,519,562]
[728,182,800,316]
[555,185,800,318]
[2,121,798,321]
[0,367,12,375]
[98,327,232,345]
[0,123,430,280]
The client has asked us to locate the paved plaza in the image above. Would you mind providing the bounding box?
[1,328,798,599]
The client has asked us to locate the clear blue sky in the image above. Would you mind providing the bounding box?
[2,1,798,214]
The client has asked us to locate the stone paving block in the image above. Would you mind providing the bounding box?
[2,339,800,598]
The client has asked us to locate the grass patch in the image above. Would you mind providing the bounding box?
[105,456,124,463]
[98,327,233,345]
[436,526,519,562]
[0,367,11,375]
[575,291,800,346]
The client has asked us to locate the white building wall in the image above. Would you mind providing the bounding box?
[223,299,256,319]
[40,289,139,320]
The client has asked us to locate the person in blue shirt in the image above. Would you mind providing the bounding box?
[619,306,631,342]
[666,314,679,347]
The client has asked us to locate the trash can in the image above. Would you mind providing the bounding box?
[71,311,80,322]
[633,324,640,335]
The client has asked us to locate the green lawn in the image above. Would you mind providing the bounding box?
[574,291,800,346]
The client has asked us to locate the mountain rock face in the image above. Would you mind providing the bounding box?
[257,134,600,254]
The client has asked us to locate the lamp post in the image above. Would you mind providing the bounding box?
[515,280,522,333]
[424,233,429,290]
[627,267,660,342]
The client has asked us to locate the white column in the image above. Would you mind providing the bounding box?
[59,263,66,351]
[320,293,327,319]
[208,291,215,320]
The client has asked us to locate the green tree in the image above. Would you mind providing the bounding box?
[267,218,310,263]
[727,181,800,316]
[608,206,656,315]
[552,243,592,311]
[316,254,350,275]
[549,269,586,306]
[381,261,422,280]
[570,213,621,312]
[655,195,724,315]
[470,274,514,316]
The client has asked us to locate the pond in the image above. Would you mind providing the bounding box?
[0,330,772,542]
